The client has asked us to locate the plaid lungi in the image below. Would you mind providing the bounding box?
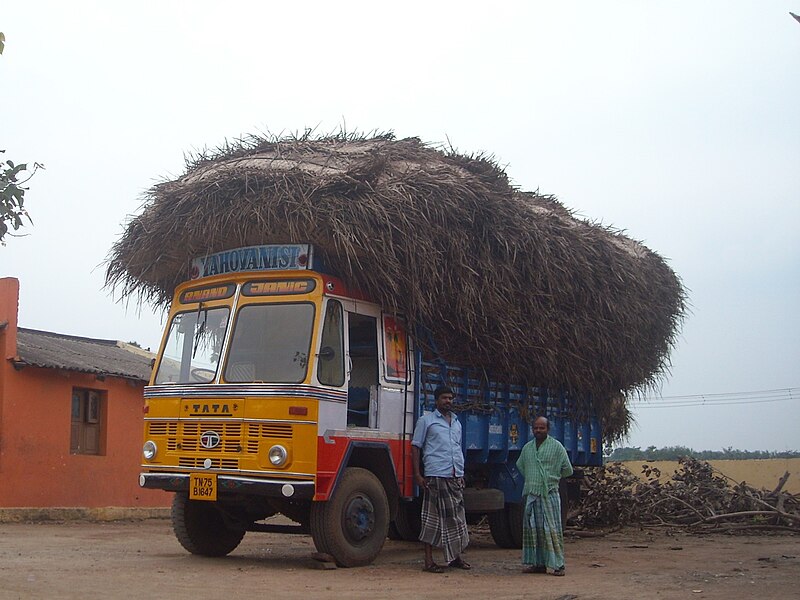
[522,490,565,570]
[418,476,469,563]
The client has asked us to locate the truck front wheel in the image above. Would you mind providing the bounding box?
[171,493,246,557]
[310,467,389,567]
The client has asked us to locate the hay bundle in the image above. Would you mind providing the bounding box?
[106,132,685,436]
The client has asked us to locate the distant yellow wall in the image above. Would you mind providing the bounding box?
[621,459,800,494]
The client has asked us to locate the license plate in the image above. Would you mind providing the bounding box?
[189,473,217,501]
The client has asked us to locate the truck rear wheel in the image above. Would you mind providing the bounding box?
[392,497,421,541]
[171,493,246,557]
[488,502,523,549]
[387,522,403,540]
[309,467,389,567]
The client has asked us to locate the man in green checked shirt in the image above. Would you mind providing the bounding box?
[515,416,573,576]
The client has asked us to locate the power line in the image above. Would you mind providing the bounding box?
[633,397,792,409]
[630,387,797,408]
[638,387,797,401]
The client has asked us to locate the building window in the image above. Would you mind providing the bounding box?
[70,388,104,455]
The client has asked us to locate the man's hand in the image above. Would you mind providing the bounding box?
[411,445,427,489]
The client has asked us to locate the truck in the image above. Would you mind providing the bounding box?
[139,242,603,567]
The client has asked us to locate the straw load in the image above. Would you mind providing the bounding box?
[106,132,686,439]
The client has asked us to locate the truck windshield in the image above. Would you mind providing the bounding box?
[224,303,315,383]
[154,306,230,384]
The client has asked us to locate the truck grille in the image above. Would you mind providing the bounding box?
[146,420,294,466]
[180,422,243,452]
[147,421,178,436]
[179,456,240,469]
[247,422,292,438]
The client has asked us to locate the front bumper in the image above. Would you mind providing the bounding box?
[139,472,315,500]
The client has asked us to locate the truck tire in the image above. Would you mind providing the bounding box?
[309,500,331,555]
[392,498,421,542]
[309,467,389,567]
[488,507,514,548]
[171,493,246,557]
[560,477,580,528]
[506,501,524,548]
[488,502,523,549]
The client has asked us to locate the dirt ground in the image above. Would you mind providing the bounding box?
[0,518,797,600]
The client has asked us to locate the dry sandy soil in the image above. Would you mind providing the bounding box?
[0,519,797,600]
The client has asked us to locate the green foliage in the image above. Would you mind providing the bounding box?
[0,150,43,244]
[1,33,44,244]
[608,445,800,461]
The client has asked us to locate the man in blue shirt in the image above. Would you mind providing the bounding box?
[411,385,471,573]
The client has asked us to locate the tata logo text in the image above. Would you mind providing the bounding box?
[185,403,236,416]
[200,431,221,449]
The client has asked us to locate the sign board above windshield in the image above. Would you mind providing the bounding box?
[180,283,237,304]
[190,244,313,279]
[242,279,316,296]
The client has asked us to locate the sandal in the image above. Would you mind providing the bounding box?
[523,565,546,574]
[449,557,472,570]
[551,566,566,577]
[423,563,445,573]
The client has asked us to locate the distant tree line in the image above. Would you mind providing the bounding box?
[607,445,800,461]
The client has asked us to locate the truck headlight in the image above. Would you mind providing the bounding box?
[268,444,288,466]
[143,440,157,460]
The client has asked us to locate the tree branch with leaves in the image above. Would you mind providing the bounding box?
[1,30,44,245]
[1,151,43,244]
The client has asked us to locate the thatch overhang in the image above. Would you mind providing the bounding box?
[106,132,686,439]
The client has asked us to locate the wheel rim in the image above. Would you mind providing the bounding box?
[343,494,375,542]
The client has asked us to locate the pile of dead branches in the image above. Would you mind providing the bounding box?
[576,457,800,532]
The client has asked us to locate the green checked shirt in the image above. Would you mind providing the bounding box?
[516,435,573,497]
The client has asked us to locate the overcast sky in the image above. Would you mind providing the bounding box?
[2,2,798,451]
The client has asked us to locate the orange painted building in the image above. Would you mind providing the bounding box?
[0,277,169,509]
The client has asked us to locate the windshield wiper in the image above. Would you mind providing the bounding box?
[192,302,207,359]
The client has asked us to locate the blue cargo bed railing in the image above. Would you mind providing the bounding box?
[415,355,603,468]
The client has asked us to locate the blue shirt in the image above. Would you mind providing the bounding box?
[411,409,465,478]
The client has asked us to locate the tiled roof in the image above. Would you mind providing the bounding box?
[14,328,154,382]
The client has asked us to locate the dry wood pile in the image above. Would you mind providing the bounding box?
[106,131,687,439]
[576,457,800,532]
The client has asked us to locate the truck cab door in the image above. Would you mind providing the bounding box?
[346,311,379,428]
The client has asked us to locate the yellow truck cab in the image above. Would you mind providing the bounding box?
[140,244,414,566]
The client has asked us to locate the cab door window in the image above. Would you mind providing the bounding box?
[317,300,345,387]
[347,313,379,427]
